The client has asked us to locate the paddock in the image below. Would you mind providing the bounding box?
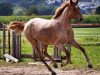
[0,23,100,75]
[0,23,100,61]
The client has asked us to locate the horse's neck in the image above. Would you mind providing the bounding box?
[58,7,71,27]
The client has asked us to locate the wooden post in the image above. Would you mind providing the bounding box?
[2,24,6,58]
[8,30,10,54]
[54,45,71,61]
[16,35,21,60]
[12,32,16,57]
[54,46,61,61]
[12,32,21,60]
[19,34,21,59]
[0,24,1,59]
[32,42,45,62]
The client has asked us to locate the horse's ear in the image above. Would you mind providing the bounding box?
[70,0,78,5]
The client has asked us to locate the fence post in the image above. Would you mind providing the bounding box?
[12,32,21,60]
[54,46,61,61]
[12,32,16,57]
[54,45,71,61]
[16,34,21,60]
[8,30,11,55]
[32,42,45,62]
[0,23,2,59]
[2,24,6,59]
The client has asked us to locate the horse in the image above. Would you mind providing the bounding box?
[7,0,93,74]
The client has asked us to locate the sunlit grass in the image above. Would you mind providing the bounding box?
[0,27,100,69]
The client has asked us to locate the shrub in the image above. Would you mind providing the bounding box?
[0,15,99,24]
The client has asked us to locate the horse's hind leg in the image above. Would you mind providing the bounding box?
[56,43,70,66]
[43,45,58,68]
[70,39,93,68]
[35,45,56,75]
[25,36,56,75]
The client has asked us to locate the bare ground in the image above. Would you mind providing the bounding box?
[0,64,100,75]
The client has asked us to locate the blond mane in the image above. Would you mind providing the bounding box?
[52,2,69,19]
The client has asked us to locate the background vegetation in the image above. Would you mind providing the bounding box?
[0,0,100,15]
[0,15,100,24]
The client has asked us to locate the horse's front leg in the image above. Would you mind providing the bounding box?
[70,39,93,68]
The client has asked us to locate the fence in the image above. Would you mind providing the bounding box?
[0,24,21,60]
[0,23,100,61]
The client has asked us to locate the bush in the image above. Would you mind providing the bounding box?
[0,15,52,24]
[72,15,100,24]
[0,15,99,24]
[83,15,100,23]
[0,3,13,16]
[95,6,100,14]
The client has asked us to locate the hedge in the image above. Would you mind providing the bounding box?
[72,15,100,24]
[0,15,100,24]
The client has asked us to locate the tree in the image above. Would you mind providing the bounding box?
[13,6,27,16]
[37,3,55,15]
[0,3,13,16]
[26,5,38,15]
[95,6,100,14]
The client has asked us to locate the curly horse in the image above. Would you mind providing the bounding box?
[7,0,93,74]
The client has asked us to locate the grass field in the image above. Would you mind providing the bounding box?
[20,28,100,69]
[0,27,100,70]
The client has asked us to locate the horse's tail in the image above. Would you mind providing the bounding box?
[7,21,26,31]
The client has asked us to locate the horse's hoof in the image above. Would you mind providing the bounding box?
[88,64,93,68]
[53,64,58,68]
[51,71,56,75]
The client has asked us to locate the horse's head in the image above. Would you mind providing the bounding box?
[68,0,83,22]
[7,21,25,35]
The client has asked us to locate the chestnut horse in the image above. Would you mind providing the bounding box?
[7,0,93,74]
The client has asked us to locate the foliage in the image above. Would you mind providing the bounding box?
[26,5,38,15]
[0,15,51,24]
[13,6,27,16]
[36,3,55,15]
[0,15,100,24]
[95,6,100,14]
[0,3,13,16]
[72,15,100,23]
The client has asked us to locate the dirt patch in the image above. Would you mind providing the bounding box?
[0,65,100,75]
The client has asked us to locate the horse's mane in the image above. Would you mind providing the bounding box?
[52,2,69,19]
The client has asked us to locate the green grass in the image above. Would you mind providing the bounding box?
[19,28,100,70]
[0,27,100,70]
